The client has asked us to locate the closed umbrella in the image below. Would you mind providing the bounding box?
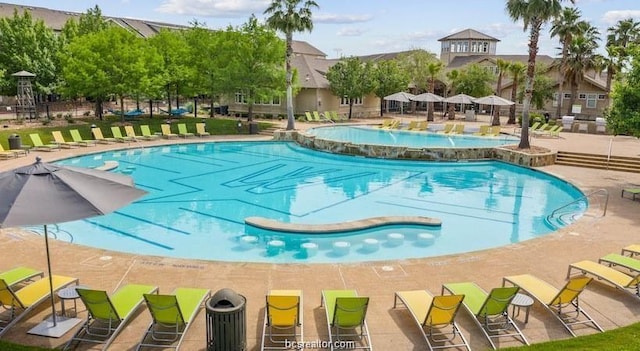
[384,92,415,114]
[0,157,147,336]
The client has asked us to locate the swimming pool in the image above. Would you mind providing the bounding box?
[46,141,585,263]
[306,125,519,148]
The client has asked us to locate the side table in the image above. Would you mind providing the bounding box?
[57,285,87,317]
[511,293,534,323]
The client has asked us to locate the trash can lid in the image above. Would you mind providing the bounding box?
[207,288,245,311]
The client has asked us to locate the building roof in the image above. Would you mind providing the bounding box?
[292,40,326,57]
[446,54,556,69]
[438,28,500,42]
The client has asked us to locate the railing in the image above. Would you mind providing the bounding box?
[546,189,609,228]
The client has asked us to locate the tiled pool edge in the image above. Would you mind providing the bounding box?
[274,130,556,167]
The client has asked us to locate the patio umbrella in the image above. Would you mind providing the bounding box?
[444,93,476,104]
[384,92,415,115]
[0,157,147,336]
[411,93,444,118]
[472,95,515,106]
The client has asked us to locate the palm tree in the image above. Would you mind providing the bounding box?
[550,7,583,119]
[264,0,319,130]
[506,62,526,124]
[604,19,640,103]
[564,25,601,115]
[506,0,573,149]
[426,61,444,121]
[492,58,510,126]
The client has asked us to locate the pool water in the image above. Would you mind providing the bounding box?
[47,141,585,263]
[306,125,519,148]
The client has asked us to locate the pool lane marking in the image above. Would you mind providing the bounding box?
[399,197,519,216]
[377,201,516,224]
[179,208,245,225]
[82,219,174,250]
[113,212,191,235]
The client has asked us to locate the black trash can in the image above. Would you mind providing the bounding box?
[249,122,259,135]
[8,134,21,150]
[206,288,246,351]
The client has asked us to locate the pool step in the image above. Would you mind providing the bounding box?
[258,125,279,136]
[555,151,640,173]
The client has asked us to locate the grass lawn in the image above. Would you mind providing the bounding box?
[0,115,274,149]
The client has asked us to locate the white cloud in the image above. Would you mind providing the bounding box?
[336,27,365,37]
[156,0,270,18]
[602,10,640,25]
[407,30,445,42]
[314,13,373,24]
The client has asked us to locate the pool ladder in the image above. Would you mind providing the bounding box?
[545,189,609,228]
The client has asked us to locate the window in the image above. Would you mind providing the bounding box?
[578,93,587,100]
[563,93,571,99]
[341,96,362,105]
[235,91,246,104]
[462,41,469,52]
[552,93,559,107]
[482,42,489,53]
[471,41,478,53]
[598,94,606,100]
[586,94,597,108]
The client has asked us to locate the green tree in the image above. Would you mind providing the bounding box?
[226,16,286,121]
[264,0,319,130]
[605,47,640,136]
[550,6,584,119]
[454,64,495,98]
[60,5,110,44]
[563,25,602,115]
[507,61,526,124]
[604,19,640,102]
[426,61,444,121]
[326,56,375,119]
[371,59,409,116]
[397,49,439,112]
[492,58,511,126]
[0,9,58,96]
[518,64,556,109]
[506,0,573,148]
[445,69,461,96]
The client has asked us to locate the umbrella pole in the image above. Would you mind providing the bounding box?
[44,224,58,326]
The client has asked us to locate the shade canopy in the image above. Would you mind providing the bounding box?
[411,93,444,102]
[473,95,515,106]
[383,91,415,103]
[444,93,476,104]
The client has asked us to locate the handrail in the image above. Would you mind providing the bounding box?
[547,189,609,226]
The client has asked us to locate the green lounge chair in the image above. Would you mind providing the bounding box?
[161,124,178,139]
[568,260,640,298]
[111,127,135,142]
[140,125,160,140]
[0,275,78,337]
[321,290,371,351]
[137,287,210,350]
[621,188,640,201]
[65,284,158,350]
[0,266,43,287]
[393,289,470,351]
[312,111,324,122]
[261,290,303,350]
[29,133,59,151]
[177,123,195,138]
[503,274,603,336]
[69,129,96,146]
[91,128,117,144]
[442,283,527,349]
[304,111,314,122]
[599,253,640,274]
[51,131,79,148]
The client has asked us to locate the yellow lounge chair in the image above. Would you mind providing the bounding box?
[29,133,59,151]
[450,124,465,134]
[111,126,135,142]
[0,275,79,337]
[64,284,158,350]
[377,119,395,129]
[473,125,490,136]
[503,274,603,336]
[321,289,372,351]
[140,125,160,140]
[123,126,144,142]
[393,289,470,351]
[51,131,79,148]
[0,143,27,159]
[568,260,640,298]
[137,287,210,350]
[622,244,640,257]
[69,129,96,146]
[438,123,456,134]
[487,126,502,137]
[161,124,178,139]
[261,290,303,350]
[91,128,117,144]
[195,123,210,137]
[406,121,420,130]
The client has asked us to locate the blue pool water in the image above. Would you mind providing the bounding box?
[47,142,585,263]
[306,125,519,148]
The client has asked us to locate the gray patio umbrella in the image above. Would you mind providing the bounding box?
[0,157,147,335]
[411,92,444,102]
[472,95,515,106]
[444,93,476,104]
[384,92,416,115]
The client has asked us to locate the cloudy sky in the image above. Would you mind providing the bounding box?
[9,0,640,58]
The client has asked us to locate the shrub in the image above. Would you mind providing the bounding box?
[517,112,544,127]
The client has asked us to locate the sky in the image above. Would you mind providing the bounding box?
[6,0,640,58]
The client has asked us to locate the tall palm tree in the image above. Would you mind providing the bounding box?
[564,25,601,115]
[426,61,444,121]
[492,58,510,126]
[507,61,526,124]
[264,0,319,130]
[604,19,640,103]
[550,6,583,119]
[506,0,573,149]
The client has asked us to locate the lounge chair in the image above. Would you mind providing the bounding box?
[312,111,325,122]
[621,188,640,201]
[161,124,178,139]
[195,123,210,137]
[304,112,314,122]
[136,287,210,350]
[64,284,158,350]
[0,266,43,287]
[321,290,372,351]
[140,125,160,140]
[450,124,465,134]
[622,244,640,257]
[329,111,343,122]
[377,119,395,129]
[0,143,27,158]
[413,121,428,131]
[515,122,540,134]
[124,126,145,142]
[111,127,135,142]
[393,289,470,351]
[29,133,59,151]
[407,121,420,130]
[503,274,603,336]
[69,129,96,146]
[51,131,79,148]
[441,283,527,349]
[438,123,456,134]
[0,275,79,337]
[533,125,562,138]
[599,253,640,274]
[473,125,490,136]
[177,124,195,138]
[91,128,117,144]
[261,290,303,350]
[567,260,640,298]
[487,126,502,137]
[379,120,400,130]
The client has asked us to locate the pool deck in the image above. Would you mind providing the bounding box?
[1,115,639,350]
